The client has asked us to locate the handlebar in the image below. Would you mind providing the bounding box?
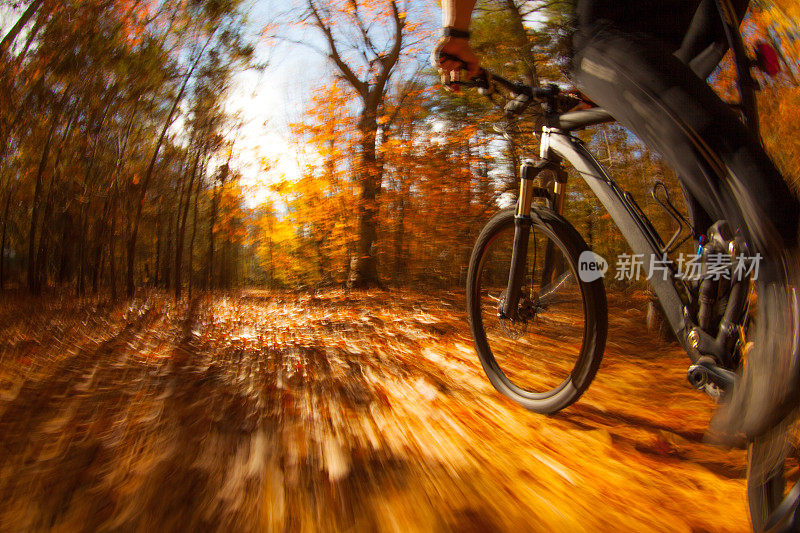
[438,52,561,117]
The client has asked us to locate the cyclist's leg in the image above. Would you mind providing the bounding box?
[571,21,800,439]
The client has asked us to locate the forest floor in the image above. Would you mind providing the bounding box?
[0,289,751,532]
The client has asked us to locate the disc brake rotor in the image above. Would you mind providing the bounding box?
[497,289,534,340]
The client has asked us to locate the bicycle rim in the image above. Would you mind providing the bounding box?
[473,218,589,398]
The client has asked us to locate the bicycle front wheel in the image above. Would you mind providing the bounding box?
[466,207,607,414]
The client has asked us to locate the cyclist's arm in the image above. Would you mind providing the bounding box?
[442,0,475,33]
[433,0,480,85]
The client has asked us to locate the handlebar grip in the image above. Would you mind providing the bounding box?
[438,52,491,90]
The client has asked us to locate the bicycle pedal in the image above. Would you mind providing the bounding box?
[687,358,735,401]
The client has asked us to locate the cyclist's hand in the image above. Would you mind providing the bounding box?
[431,36,480,91]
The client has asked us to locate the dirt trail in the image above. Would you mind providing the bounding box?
[0,290,749,532]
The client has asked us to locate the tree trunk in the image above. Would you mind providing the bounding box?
[206,165,228,289]
[127,37,211,297]
[77,208,87,296]
[27,106,61,293]
[221,240,228,288]
[76,100,111,296]
[164,212,174,290]
[109,202,117,299]
[91,197,111,294]
[393,178,408,285]
[35,109,76,290]
[266,217,274,288]
[350,117,381,288]
[307,0,405,288]
[57,214,71,284]
[502,0,539,88]
[0,188,13,289]
[98,246,105,293]
[188,165,201,297]
[34,171,56,290]
[175,147,202,299]
[0,0,44,53]
[154,207,162,287]
[8,8,45,79]
[0,63,50,174]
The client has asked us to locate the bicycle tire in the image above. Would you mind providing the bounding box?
[748,433,789,532]
[732,297,799,531]
[466,207,607,414]
[746,374,800,531]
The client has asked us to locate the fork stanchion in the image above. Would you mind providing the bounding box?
[500,163,538,319]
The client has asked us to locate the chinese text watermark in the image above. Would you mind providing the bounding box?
[582,252,762,282]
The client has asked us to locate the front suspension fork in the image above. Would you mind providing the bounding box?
[501,160,565,318]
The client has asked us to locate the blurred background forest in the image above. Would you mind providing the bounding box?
[1,0,798,296]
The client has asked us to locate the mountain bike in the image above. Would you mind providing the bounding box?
[446,3,798,530]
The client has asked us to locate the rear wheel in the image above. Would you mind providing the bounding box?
[747,422,799,531]
[740,292,800,531]
[466,207,607,414]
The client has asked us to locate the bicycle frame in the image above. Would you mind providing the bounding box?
[539,125,688,336]
[510,117,747,386]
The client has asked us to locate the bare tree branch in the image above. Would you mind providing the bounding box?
[307,0,368,98]
[347,0,379,64]
[371,0,405,102]
[273,35,328,57]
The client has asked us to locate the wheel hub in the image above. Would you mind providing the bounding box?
[497,290,535,340]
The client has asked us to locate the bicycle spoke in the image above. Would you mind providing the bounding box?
[536,270,574,308]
